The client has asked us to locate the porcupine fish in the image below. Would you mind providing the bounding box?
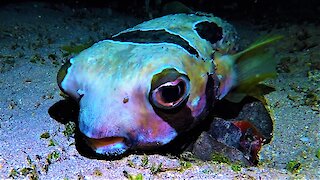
[57,13,280,157]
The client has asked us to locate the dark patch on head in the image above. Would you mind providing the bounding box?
[152,105,194,133]
[150,73,217,133]
[195,21,223,44]
[112,30,198,56]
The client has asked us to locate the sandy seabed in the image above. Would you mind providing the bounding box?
[0,2,319,179]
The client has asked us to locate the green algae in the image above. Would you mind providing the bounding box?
[150,162,163,174]
[8,156,39,179]
[127,159,135,168]
[62,121,76,138]
[48,139,57,146]
[304,91,319,107]
[8,168,19,178]
[47,151,60,164]
[286,160,302,174]
[93,168,103,176]
[231,164,242,172]
[48,53,59,66]
[0,54,15,73]
[61,41,94,56]
[316,148,320,159]
[40,132,50,139]
[123,171,143,180]
[210,152,243,172]
[141,154,149,167]
[30,54,45,64]
[211,152,231,164]
[180,160,192,169]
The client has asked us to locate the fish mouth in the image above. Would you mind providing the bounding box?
[84,136,130,156]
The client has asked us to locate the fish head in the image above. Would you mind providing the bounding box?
[58,40,217,156]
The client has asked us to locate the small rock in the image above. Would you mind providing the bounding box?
[192,131,251,166]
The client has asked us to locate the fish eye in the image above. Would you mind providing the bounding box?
[150,76,190,110]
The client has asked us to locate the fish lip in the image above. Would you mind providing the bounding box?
[84,136,130,156]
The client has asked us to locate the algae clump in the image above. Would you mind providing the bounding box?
[316,148,320,159]
[61,41,94,56]
[286,160,302,174]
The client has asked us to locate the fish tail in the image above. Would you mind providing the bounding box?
[215,35,282,101]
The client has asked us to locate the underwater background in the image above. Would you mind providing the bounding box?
[0,0,319,179]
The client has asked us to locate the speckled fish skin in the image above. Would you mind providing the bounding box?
[58,13,239,156]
